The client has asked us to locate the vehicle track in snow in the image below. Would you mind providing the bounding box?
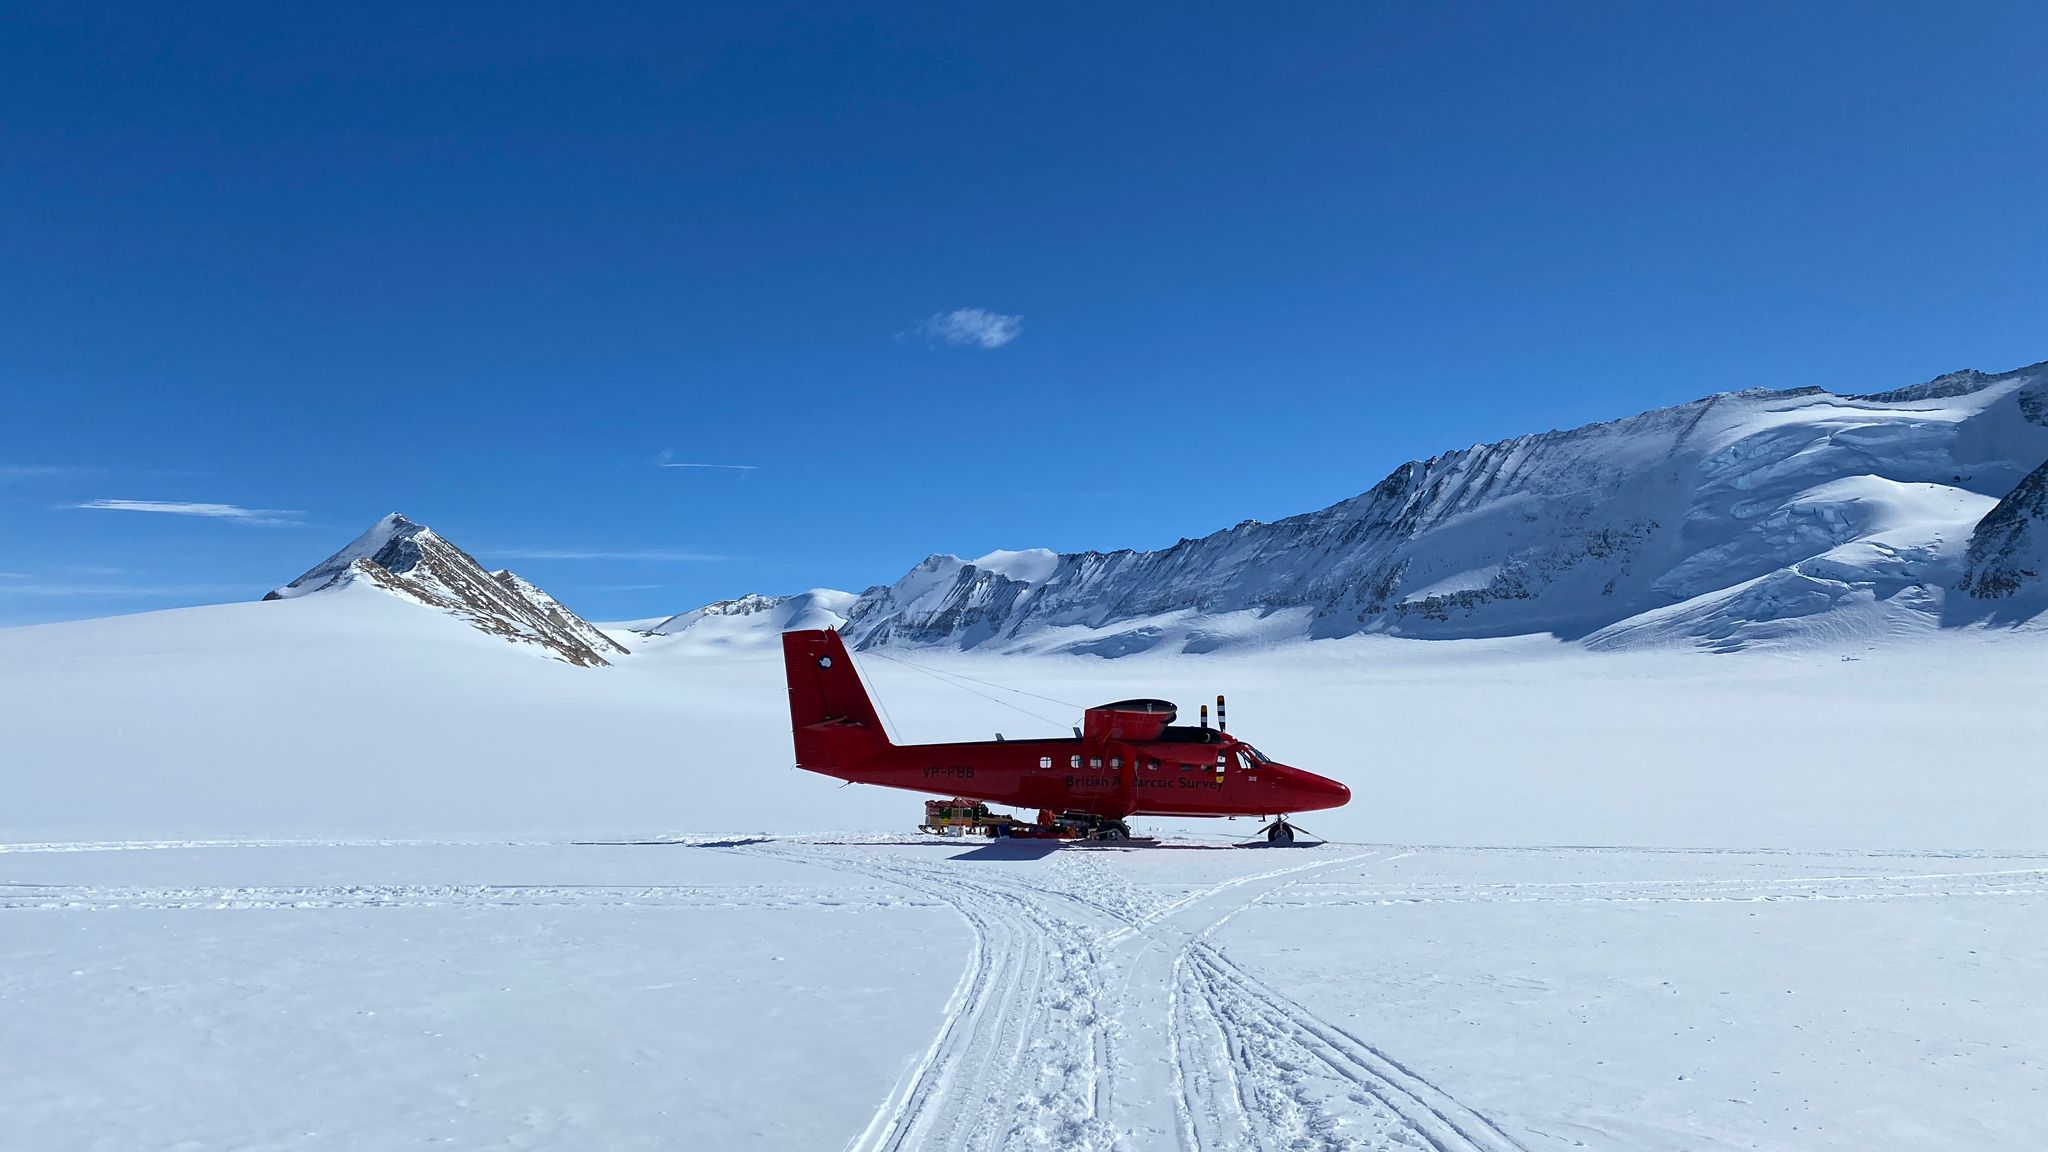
[1135,849,1528,1152]
[753,841,1522,1152]
[1185,945,1527,1152]
[742,843,1118,1152]
[14,839,2026,1150]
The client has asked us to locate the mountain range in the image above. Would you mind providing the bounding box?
[257,359,2048,661]
[660,359,2048,656]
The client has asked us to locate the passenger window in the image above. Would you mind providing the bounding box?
[1147,759,1160,771]
[1039,756,1053,769]
[1109,757,1121,770]
[1089,757,1103,769]
[1070,754,1081,769]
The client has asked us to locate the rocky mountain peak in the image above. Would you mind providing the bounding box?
[264,514,627,667]
[266,512,432,600]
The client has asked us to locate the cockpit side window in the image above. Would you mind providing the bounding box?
[1239,744,1270,763]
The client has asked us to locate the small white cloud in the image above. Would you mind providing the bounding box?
[915,307,1023,349]
[73,500,304,526]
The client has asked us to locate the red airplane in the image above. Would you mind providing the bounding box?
[782,629,1350,843]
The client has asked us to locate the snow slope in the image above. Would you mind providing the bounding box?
[267,513,627,666]
[6,579,2047,1151]
[638,588,856,652]
[828,362,2048,654]
[5,588,2047,847]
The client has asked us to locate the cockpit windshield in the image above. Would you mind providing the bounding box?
[1239,743,1270,763]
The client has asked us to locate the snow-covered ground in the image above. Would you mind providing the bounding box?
[3,584,2045,846]
[4,594,2046,1149]
[0,841,964,1151]
[4,838,2040,1150]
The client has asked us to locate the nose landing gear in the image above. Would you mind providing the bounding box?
[1254,817,1317,846]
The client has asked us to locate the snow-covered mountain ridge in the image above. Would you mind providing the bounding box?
[266,514,627,666]
[632,589,856,652]
[799,360,2048,654]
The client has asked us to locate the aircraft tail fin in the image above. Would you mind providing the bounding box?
[782,629,892,774]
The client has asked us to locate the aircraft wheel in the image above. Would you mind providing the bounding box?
[1267,821,1295,845]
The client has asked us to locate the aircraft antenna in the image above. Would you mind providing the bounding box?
[879,657,1085,711]
[861,650,1072,729]
[845,649,902,742]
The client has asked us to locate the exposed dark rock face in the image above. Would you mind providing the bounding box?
[1960,460,2048,600]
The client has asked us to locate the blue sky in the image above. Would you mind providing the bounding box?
[3,2,2045,626]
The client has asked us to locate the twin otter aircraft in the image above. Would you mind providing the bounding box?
[782,629,1350,843]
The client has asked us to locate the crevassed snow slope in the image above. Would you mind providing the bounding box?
[834,363,2048,654]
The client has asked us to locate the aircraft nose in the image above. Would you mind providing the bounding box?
[1298,770,1350,810]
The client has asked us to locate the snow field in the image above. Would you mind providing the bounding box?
[4,591,2047,848]
[6,840,2039,1151]
[1228,847,2048,1151]
[0,843,966,1152]
[4,589,2045,1149]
